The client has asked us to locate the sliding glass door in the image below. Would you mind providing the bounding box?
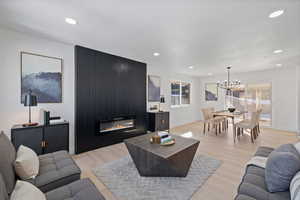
[246,83,272,126]
[225,83,272,126]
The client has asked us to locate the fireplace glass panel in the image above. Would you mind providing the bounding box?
[100,118,135,133]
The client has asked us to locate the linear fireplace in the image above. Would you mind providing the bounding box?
[99,116,136,134]
[75,45,147,154]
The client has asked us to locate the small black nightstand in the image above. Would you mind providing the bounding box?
[147,111,170,132]
[11,122,69,155]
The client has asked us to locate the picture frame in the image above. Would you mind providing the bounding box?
[148,75,161,102]
[205,83,218,101]
[21,52,63,103]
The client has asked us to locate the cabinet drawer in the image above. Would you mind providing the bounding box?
[157,112,169,131]
[44,124,69,154]
[11,127,43,155]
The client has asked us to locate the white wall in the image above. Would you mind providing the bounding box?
[199,67,298,132]
[147,66,201,128]
[298,66,300,135]
[0,28,75,153]
[0,28,202,154]
[0,27,297,155]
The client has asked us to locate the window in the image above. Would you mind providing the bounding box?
[171,82,180,106]
[171,81,191,107]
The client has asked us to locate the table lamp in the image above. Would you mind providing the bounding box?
[159,95,165,112]
[23,90,38,127]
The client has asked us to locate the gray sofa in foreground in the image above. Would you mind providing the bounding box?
[0,132,105,200]
[235,146,290,200]
[27,150,81,193]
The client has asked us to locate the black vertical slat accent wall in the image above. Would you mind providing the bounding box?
[75,45,147,154]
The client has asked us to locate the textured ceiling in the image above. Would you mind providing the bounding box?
[0,0,299,76]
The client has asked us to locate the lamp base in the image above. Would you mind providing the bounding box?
[22,122,38,127]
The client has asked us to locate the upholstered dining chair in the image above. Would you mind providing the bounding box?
[234,110,261,143]
[201,108,227,135]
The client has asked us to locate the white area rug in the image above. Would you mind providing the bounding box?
[93,155,222,200]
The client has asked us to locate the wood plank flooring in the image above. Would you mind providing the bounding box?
[73,121,299,200]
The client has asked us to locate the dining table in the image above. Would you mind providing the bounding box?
[213,110,247,125]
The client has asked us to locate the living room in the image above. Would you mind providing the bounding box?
[0,1,300,200]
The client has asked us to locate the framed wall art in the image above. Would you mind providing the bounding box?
[21,52,63,103]
[205,83,218,101]
[148,75,161,102]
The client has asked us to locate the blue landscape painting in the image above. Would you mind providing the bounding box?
[148,75,160,102]
[21,52,62,103]
[205,83,218,101]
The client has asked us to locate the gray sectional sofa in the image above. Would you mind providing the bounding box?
[235,146,290,200]
[26,151,81,193]
[0,132,105,200]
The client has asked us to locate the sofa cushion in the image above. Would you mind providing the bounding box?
[290,171,300,200]
[0,173,8,200]
[45,178,106,200]
[0,132,16,194]
[275,144,300,159]
[236,165,290,200]
[265,149,300,192]
[294,142,300,154]
[14,145,39,180]
[26,151,81,192]
[254,146,274,157]
[10,180,46,200]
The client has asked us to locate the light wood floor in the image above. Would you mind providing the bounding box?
[73,121,299,200]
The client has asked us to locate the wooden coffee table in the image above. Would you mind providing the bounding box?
[124,132,200,177]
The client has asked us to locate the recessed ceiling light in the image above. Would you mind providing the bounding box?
[273,49,283,54]
[276,63,283,67]
[208,73,213,76]
[188,66,194,69]
[65,17,77,25]
[153,52,160,56]
[269,10,284,18]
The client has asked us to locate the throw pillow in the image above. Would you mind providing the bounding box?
[265,150,300,192]
[276,144,300,159]
[294,142,300,155]
[290,171,300,200]
[0,173,8,200]
[14,145,39,180]
[0,132,16,194]
[10,180,46,200]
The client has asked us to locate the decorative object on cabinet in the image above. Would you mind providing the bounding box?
[23,90,38,127]
[159,95,165,112]
[148,75,160,102]
[11,122,69,155]
[21,52,63,103]
[147,111,169,132]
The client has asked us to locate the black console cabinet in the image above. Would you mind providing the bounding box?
[148,112,170,132]
[11,122,69,155]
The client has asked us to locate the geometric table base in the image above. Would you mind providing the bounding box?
[125,134,200,177]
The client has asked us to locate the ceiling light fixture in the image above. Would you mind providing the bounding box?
[188,66,194,69]
[276,64,283,67]
[217,67,242,91]
[269,10,284,18]
[273,49,283,54]
[65,17,77,25]
[208,73,213,76]
[153,52,160,56]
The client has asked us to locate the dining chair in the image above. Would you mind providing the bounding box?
[234,110,261,143]
[201,108,227,135]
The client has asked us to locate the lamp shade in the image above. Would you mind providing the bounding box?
[160,96,165,103]
[24,91,37,107]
